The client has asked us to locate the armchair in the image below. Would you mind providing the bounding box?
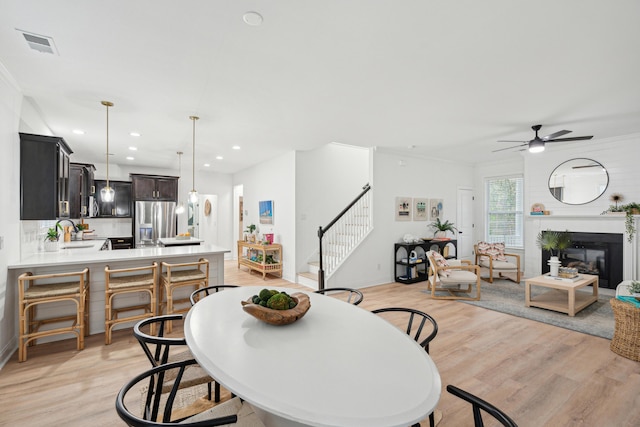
[426,251,481,300]
[474,242,521,283]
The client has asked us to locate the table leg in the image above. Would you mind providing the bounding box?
[568,289,576,317]
[525,281,531,307]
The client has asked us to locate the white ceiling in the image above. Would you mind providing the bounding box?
[1,1,640,174]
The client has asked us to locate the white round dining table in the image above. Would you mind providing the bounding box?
[184,286,441,427]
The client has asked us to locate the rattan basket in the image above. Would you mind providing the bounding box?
[610,298,640,362]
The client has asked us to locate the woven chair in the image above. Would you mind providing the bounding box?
[159,258,209,332]
[446,385,518,427]
[105,262,158,345]
[427,251,481,300]
[18,268,89,362]
[610,298,640,362]
[134,315,222,407]
[189,285,239,306]
[116,359,265,426]
[372,307,438,427]
[314,287,364,305]
[474,242,521,284]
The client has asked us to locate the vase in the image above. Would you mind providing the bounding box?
[435,231,446,239]
[44,240,59,252]
[548,256,560,277]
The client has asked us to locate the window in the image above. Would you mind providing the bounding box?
[485,176,524,248]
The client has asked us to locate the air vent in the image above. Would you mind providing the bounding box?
[16,29,58,55]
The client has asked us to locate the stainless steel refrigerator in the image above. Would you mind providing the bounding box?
[134,201,176,247]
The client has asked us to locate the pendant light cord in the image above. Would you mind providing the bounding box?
[190,116,199,192]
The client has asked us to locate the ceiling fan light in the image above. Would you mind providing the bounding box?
[529,141,545,153]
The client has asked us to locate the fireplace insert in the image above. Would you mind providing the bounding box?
[541,231,623,289]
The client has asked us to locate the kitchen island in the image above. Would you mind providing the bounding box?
[7,242,230,344]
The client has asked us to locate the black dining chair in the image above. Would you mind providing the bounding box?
[446,384,518,427]
[115,358,265,426]
[134,315,220,412]
[189,284,239,305]
[373,307,438,427]
[314,287,364,305]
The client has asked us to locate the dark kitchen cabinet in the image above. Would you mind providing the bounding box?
[20,132,73,220]
[69,162,95,218]
[130,174,178,201]
[94,180,132,218]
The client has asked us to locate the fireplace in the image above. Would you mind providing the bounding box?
[541,231,623,289]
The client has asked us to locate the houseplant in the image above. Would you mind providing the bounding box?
[245,224,257,242]
[44,224,62,252]
[602,202,640,242]
[627,280,640,296]
[428,218,457,238]
[536,229,572,276]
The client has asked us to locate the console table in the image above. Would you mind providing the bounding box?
[237,241,283,279]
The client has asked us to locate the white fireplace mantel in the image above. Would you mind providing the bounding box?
[525,215,639,281]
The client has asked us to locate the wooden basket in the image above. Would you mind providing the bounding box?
[610,298,640,361]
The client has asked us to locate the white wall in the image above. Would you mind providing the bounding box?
[0,65,23,367]
[328,149,475,288]
[233,152,296,281]
[295,143,371,272]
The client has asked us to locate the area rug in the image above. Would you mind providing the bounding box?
[423,279,614,339]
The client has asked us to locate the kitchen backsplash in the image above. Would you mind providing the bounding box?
[20,218,133,259]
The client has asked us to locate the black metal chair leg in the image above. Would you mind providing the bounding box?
[215,382,221,402]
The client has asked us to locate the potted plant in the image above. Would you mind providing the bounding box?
[536,229,572,276]
[627,280,640,297]
[245,224,257,242]
[602,202,639,242]
[428,218,457,238]
[44,224,62,252]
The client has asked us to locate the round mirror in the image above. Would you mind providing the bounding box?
[548,158,608,205]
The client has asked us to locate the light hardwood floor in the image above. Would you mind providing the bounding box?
[1,260,639,426]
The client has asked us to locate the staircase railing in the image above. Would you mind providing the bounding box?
[317,183,372,290]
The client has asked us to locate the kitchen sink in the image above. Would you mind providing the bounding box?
[61,244,94,249]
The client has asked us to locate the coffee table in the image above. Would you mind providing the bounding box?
[525,273,598,316]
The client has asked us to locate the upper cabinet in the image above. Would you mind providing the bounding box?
[69,162,96,218]
[130,174,178,201]
[94,180,132,218]
[20,133,73,220]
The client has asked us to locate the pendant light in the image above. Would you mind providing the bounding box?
[100,101,115,202]
[175,151,185,214]
[188,115,199,204]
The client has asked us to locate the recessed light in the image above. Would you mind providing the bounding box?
[216,156,223,160]
[129,146,137,151]
[130,132,141,137]
[232,145,241,150]
[204,163,211,167]
[72,129,85,135]
[243,11,263,26]
[126,156,135,160]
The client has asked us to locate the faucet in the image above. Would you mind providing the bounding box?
[56,219,78,233]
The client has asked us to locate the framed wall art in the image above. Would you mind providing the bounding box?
[413,198,428,221]
[395,197,412,221]
[259,200,274,224]
[429,199,443,221]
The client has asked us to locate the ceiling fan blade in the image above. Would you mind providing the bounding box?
[546,136,593,142]
[492,144,525,153]
[542,129,571,140]
[497,140,528,143]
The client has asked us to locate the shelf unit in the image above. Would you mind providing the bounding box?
[237,241,283,280]
[394,239,458,284]
[394,242,430,284]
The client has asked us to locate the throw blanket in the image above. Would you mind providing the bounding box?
[617,296,640,308]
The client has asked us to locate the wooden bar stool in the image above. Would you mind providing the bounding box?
[104,262,158,345]
[159,258,209,332]
[18,268,90,362]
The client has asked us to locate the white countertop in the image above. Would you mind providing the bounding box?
[9,242,230,269]
[185,286,441,427]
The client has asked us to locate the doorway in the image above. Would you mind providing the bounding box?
[456,188,474,259]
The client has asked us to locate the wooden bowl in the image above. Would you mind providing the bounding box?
[241,292,311,325]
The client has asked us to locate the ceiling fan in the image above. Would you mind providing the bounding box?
[494,124,593,153]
